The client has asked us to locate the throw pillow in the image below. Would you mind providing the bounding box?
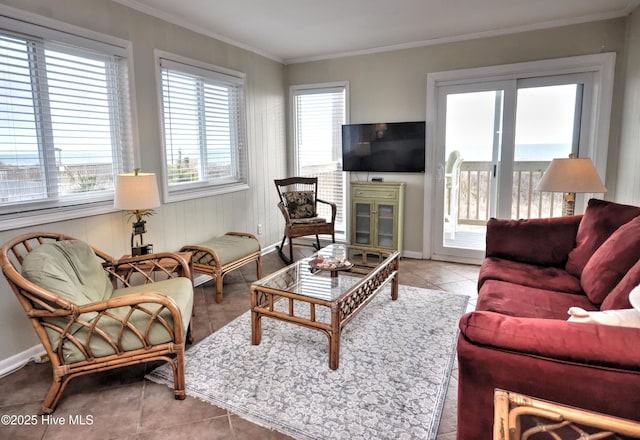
[580,215,640,305]
[567,306,640,328]
[283,191,316,219]
[565,199,640,278]
[601,261,640,310]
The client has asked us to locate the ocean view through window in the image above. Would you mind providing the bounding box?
[0,18,133,228]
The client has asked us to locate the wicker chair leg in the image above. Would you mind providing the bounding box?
[40,374,66,415]
[314,235,321,250]
[288,236,294,264]
[277,234,291,264]
[173,351,186,401]
[256,256,263,279]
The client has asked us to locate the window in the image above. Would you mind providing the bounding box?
[0,17,132,228]
[291,83,348,239]
[158,54,248,202]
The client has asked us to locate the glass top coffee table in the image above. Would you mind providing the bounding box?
[250,243,399,370]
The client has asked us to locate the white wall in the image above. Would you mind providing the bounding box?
[617,7,640,205]
[285,18,629,257]
[0,0,287,364]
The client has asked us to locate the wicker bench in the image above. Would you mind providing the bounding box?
[180,232,262,303]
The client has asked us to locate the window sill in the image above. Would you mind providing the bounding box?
[163,182,250,203]
[0,201,116,232]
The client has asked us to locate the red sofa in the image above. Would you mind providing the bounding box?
[456,199,640,439]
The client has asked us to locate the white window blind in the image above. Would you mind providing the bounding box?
[159,56,248,201]
[292,84,347,237]
[0,24,132,224]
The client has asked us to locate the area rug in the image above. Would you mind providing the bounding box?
[146,284,469,439]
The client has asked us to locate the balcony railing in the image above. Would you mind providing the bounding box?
[451,160,564,225]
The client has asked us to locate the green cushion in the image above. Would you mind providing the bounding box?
[61,277,193,363]
[21,240,113,305]
[22,241,193,364]
[199,234,260,266]
[22,240,114,355]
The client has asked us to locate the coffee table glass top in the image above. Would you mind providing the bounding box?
[253,244,387,301]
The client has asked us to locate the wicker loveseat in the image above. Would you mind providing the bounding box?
[0,232,194,414]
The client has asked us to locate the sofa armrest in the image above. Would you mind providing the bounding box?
[485,216,582,266]
[459,311,640,369]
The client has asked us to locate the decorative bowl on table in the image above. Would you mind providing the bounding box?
[309,256,353,272]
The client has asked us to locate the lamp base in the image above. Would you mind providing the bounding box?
[132,244,153,256]
[563,193,576,216]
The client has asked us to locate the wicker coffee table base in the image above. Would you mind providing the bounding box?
[250,248,399,370]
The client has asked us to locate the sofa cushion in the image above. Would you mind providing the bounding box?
[484,216,580,267]
[478,257,582,294]
[580,216,640,305]
[565,199,640,278]
[477,280,595,320]
[600,260,640,310]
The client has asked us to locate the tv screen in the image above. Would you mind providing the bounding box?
[341,122,426,173]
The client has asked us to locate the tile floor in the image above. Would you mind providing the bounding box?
[0,245,479,440]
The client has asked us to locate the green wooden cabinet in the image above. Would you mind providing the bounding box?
[350,182,405,255]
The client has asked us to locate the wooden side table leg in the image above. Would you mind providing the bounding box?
[391,272,399,301]
[250,289,262,345]
[329,305,340,370]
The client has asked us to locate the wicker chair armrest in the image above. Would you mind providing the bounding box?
[106,252,192,287]
[317,198,337,223]
[47,291,187,361]
[78,291,181,315]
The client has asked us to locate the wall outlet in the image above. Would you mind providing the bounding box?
[257,223,263,235]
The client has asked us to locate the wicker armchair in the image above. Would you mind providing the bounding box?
[0,232,194,414]
[494,389,640,439]
[275,177,337,264]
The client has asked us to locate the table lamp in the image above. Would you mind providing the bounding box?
[114,169,161,255]
[536,155,606,215]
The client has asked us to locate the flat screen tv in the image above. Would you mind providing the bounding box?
[341,121,426,173]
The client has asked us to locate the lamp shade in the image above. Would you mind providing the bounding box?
[536,158,606,193]
[114,172,160,210]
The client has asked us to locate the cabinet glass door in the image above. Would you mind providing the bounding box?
[377,204,395,248]
[354,203,372,245]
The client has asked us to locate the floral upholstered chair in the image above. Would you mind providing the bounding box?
[0,232,194,414]
[274,177,336,264]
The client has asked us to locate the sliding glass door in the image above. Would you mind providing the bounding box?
[432,74,591,261]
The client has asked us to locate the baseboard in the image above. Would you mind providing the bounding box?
[0,344,46,378]
[402,250,423,259]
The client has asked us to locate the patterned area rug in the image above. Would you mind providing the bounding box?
[146,284,468,440]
